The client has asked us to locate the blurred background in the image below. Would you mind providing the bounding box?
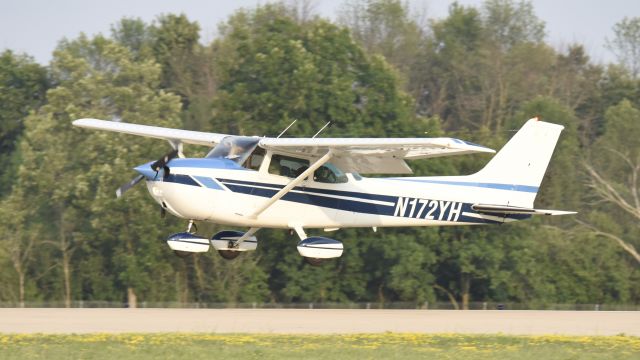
[0,0,639,310]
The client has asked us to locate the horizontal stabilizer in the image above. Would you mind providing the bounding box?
[472,204,576,216]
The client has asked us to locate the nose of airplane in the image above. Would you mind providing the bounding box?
[134,161,158,180]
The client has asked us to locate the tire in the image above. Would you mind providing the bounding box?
[218,250,241,260]
[173,250,193,258]
[304,257,325,266]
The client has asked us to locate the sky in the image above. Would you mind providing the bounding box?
[1,0,639,65]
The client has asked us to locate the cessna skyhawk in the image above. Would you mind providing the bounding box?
[73,117,575,264]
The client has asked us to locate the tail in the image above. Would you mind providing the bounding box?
[469,117,564,208]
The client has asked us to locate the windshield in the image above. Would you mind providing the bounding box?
[206,136,260,164]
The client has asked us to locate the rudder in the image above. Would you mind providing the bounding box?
[470,117,564,207]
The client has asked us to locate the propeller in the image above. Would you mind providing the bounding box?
[116,174,145,198]
[115,149,181,198]
[150,149,179,175]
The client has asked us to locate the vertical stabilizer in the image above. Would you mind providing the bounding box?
[470,118,564,207]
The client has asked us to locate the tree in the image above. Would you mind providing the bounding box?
[606,17,640,78]
[152,14,201,98]
[481,0,545,51]
[212,4,417,138]
[111,17,155,61]
[150,14,217,132]
[337,0,425,76]
[14,34,183,307]
[0,189,38,307]
[0,51,48,196]
[582,100,640,264]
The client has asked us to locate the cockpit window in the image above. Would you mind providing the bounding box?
[206,136,260,164]
[314,163,348,183]
[269,154,310,178]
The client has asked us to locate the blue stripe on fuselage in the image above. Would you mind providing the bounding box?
[222,181,395,217]
[384,178,539,193]
[158,175,529,224]
[217,178,397,203]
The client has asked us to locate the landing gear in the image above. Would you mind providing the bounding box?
[210,229,260,260]
[173,250,193,258]
[166,220,209,258]
[292,226,344,265]
[304,257,325,266]
[187,220,197,234]
[217,250,242,260]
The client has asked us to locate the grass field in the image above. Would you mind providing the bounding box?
[0,333,638,359]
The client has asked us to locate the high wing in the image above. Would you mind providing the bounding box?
[72,118,495,174]
[73,118,227,147]
[259,137,495,174]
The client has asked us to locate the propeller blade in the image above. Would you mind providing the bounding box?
[116,174,145,198]
[150,149,179,172]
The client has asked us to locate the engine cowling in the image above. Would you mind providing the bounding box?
[166,232,210,253]
[297,237,343,259]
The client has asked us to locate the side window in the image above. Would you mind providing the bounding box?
[314,163,348,184]
[243,147,265,171]
[269,154,310,178]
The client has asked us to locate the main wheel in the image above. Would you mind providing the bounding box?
[173,250,193,258]
[304,257,325,266]
[218,250,241,260]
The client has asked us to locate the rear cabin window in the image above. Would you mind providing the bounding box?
[269,155,310,178]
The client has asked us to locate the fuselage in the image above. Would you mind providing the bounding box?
[138,158,530,230]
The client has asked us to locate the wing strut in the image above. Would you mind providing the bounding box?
[231,227,260,248]
[249,151,334,219]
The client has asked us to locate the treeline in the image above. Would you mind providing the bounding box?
[0,0,639,309]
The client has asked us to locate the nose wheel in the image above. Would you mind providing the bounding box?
[170,220,201,258]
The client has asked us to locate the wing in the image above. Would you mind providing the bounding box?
[73,119,495,175]
[72,118,227,147]
[259,137,495,174]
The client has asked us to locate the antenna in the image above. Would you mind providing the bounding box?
[312,121,331,138]
[277,119,297,138]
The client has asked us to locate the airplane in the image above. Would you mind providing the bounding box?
[73,117,575,265]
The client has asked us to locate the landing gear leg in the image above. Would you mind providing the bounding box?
[186,220,197,234]
[172,220,198,258]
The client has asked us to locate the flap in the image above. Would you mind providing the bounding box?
[259,137,495,174]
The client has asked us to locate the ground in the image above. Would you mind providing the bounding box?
[1,333,639,359]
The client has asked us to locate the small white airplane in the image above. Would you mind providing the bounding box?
[73,117,575,265]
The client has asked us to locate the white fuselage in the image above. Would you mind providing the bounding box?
[143,158,531,230]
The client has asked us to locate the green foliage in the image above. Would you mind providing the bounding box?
[0,51,48,196]
[582,100,640,265]
[606,17,640,78]
[212,4,415,137]
[482,0,545,50]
